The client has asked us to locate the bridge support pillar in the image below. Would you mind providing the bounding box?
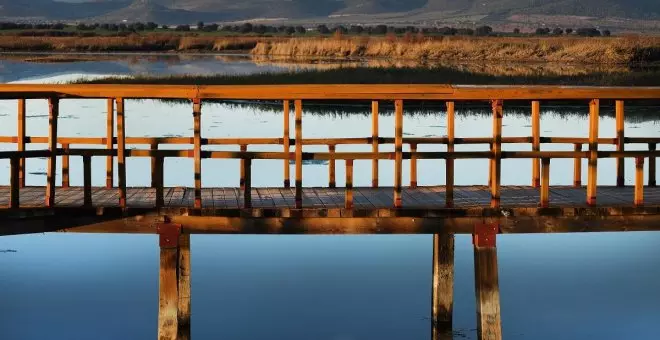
[157,223,191,340]
[432,233,454,340]
[473,223,502,340]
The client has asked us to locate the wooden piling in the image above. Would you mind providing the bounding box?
[432,233,454,340]
[649,144,656,187]
[17,99,26,188]
[394,99,403,208]
[295,99,303,209]
[283,100,291,188]
[116,98,126,208]
[329,145,336,188]
[61,143,70,188]
[635,157,644,207]
[177,234,191,340]
[193,98,202,209]
[587,99,599,206]
[616,100,625,187]
[106,98,114,188]
[45,97,58,208]
[473,224,502,340]
[345,159,353,209]
[540,158,550,208]
[372,100,379,188]
[83,155,92,207]
[446,102,455,208]
[10,156,19,209]
[410,143,418,188]
[243,158,252,208]
[574,143,582,187]
[157,224,180,340]
[491,100,503,208]
[531,101,541,188]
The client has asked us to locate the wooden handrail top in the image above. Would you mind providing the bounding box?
[1,84,660,100]
[1,148,659,161]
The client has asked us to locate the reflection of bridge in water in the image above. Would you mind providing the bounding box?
[1,84,660,340]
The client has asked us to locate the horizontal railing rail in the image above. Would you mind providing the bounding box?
[0,84,658,211]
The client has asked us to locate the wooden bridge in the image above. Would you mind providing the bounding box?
[1,84,660,340]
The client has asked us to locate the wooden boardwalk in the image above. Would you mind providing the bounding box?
[2,185,660,209]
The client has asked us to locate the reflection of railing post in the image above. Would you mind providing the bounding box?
[46,97,58,208]
[295,100,303,209]
[446,102,454,208]
[394,99,403,208]
[490,100,503,208]
[587,99,599,206]
[531,100,541,188]
[616,100,625,187]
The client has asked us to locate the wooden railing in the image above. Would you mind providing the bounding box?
[0,84,659,210]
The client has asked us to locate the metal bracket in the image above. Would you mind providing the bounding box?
[472,223,498,248]
[157,223,181,248]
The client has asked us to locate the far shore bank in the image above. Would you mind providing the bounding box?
[1,35,659,65]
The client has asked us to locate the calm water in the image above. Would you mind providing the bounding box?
[1,55,660,340]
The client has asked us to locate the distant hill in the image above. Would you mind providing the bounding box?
[1,0,659,30]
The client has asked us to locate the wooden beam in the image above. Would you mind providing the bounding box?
[491,100,503,208]
[574,143,582,187]
[61,143,70,188]
[157,224,180,340]
[410,143,418,188]
[45,97,58,208]
[531,101,541,188]
[10,156,19,209]
[587,99,599,205]
[83,155,92,207]
[635,157,644,207]
[372,100,379,188]
[329,145,336,188]
[295,99,303,209]
[177,234,191,340]
[116,98,126,208]
[283,100,291,188]
[432,233,454,340]
[345,159,354,209]
[446,102,455,208]
[649,143,656,187]
[193,98,202,209]
[106,98,114,188]
[473,224,502,340]
[616,100,625,187]
[394,99,403,208]
[17,99,26,188]
[540,158,550,208]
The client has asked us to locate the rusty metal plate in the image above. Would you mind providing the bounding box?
[157,223,181,248]
[472,223,498,248]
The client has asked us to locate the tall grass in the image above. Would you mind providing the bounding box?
[251,36,660,64]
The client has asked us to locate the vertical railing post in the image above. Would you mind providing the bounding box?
[540,158,550,208]
[372,100,379,188]
[283,100,291,188]
[243,158,252,209]
[155,155,164,208]
[491,100,503,208]
[328,145,336,188]
[10,156,19,209]
[649,143,656,187]
[61,143,70,188]
[473,223,502,340]
[531,100,541,188]
[116,97,126,208]
[587,99,599,206]
[150,141,158,187]
[394,99,403,208]
[432,233,455,340]
[635,157,644,207]
[17,98,26,188]
[83,155,92,207]
[573,143,582,187]
[446,102,455,208]
[239,144,247,191]
[45,97,58,208]
[410,143,418,188]
[193,98,202,209]
[106,98,114,188]
[295,99,303,209]
[345,159,353,209]
[616,100,625,187]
